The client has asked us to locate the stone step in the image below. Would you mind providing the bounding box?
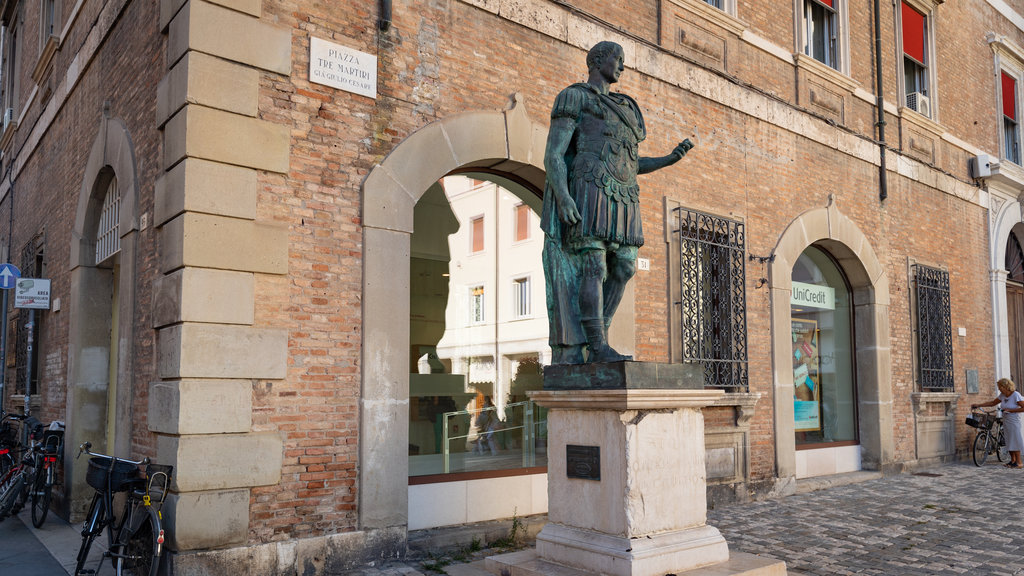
[485,550,789,576]
[445,560,494,576]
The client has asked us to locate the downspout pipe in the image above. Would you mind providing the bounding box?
[874,0,888,202]
[379,0,392,32]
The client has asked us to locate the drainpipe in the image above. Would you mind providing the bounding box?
[379,0,392,31]
[874,0,888,202]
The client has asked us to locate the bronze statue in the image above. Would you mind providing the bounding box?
[542,41,693,365]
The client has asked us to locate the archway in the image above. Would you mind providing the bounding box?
[991,198,1024,382]
[65,116,140,519]
[360,95,548,533]
[769,198,893,480]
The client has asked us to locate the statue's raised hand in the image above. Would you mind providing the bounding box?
[671,138,695,160]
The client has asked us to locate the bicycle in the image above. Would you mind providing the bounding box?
[74,442,172,576]
[30,426,64,527]
[967,408,1008,466]
[0,414,44,521]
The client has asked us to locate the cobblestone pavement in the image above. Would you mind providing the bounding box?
[706,461,1024,576]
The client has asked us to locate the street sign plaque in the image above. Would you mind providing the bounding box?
[14,278,50,309]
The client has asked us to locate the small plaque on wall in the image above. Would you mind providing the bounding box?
[566,445,600,481]
[966,369,979,394]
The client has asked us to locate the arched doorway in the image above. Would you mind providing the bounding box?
[791,245,859,474]
[770,199,893,481]
[360,95,551,534]
[66,117,140,518]
[1006,228,1024,382]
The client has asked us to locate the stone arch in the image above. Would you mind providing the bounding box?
[65,116,140,518]
[991,199,1024,379]
[359,95,547,534]
[768,198,893,481]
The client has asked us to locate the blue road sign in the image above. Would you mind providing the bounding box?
[0,263,20,290]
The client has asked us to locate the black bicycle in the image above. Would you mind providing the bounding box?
[30,426,63,527]
[967,408,1008,466]
[74,442,172,576]
[0,414,44,521]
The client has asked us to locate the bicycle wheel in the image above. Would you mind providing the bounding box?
[997,430,1009,463]
[30,464,51,528]
[0,468,24,520]
[116,509,160,576]
[75,494,103,576]
[973,431,991,466]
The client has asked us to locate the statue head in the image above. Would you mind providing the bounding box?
[586,41,623,74]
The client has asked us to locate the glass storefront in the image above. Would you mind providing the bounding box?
[408,175,548,479]
[791,246,857,446]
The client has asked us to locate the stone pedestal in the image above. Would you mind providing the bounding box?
[486,362,786,576]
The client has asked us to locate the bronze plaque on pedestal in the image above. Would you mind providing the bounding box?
[566,445,600,480]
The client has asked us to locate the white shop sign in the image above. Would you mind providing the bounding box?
[790,281,835,310]
[309,37,377,99]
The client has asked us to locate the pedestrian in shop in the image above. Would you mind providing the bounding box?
[972,378,1024,468]
[474,397,499,456]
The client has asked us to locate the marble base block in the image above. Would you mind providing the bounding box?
[536,523,729,576]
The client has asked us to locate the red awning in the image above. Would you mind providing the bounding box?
[1004,72,1017,120]
[818,0,834,7]
[902,2,926,64]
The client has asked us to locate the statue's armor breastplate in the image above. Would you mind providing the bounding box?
[572,95,641,204]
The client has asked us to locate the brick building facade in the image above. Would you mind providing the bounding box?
[0,0,1020,573]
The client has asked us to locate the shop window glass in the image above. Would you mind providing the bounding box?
[409,176,547,480]
[792,246,857,446]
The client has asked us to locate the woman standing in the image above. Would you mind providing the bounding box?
[972,378,1024,468]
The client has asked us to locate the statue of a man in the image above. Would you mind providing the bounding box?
[542,41,693,365]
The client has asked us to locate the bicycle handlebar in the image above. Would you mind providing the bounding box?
[77,442,150,466]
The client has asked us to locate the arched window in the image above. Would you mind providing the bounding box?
[95,176,120,264]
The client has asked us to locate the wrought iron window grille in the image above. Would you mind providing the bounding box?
[674,207,748,391]
[914,264,953,390]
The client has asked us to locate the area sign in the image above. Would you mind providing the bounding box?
[14,278,50,309]
[0,263,20,289]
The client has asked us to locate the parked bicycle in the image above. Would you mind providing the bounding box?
[0,413,44,521]
[967,408,1008,466]
[74,442,172,576]
[30,426,64,527]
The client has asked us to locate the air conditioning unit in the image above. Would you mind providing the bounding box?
[906,92,931,117]
[969,154,999,179]
[2,108,13,131]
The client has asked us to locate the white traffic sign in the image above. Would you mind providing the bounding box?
[14,278,50,309]
[0,263,20,289]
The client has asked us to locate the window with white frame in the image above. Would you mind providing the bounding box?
[2,7,22,128]
[40,0,58,40]
[470,215,484,253]
[704,0,722,7]
[1003,71,1021,164]
[513,277,530,318]
[513,203,530,242]
[803,0,838,69]
[900,1,933,117]
[470,285,485,324]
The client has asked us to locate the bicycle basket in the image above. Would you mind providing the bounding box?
[86,456,140,492]
[966,411,995,430]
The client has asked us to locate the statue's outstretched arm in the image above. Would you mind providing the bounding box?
[544,117,581,225]
[638,139,694,175]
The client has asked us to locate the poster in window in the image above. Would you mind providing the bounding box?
[792,318,821,432]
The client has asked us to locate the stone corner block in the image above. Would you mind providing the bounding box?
[362,166,415,233]
[164,488,251,551]
[155,158,258,227]
[168,0,290,75]
[159,213,287,274]
[149,380,253,435]
[158,52,260,127]
[153,267,255,328]
[159,432,283,492]
[164,105,289,173]
[158,323,287,380]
